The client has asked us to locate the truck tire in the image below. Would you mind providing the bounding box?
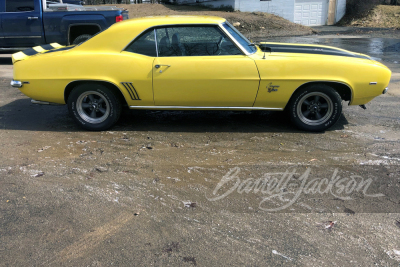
[72,34,92,45]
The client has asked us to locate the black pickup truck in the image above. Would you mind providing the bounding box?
[0,0,129,50]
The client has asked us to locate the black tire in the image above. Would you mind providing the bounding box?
[67,83,121,131]
[72,34,92,45]
[288,84,342,132]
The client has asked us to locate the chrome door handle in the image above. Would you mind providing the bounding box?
[155,64,171,69]
[28,17,39,20]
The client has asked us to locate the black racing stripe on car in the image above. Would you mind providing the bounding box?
[40,44,56,50]
[260,44,370,60]
[264,44,341,51]
[273,48,367,59]
[22,48,39,56]
[43,46,75,54]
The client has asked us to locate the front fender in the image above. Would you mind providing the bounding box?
[252,53,390,108]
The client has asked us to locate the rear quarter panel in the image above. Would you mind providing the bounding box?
[13,50,154,105]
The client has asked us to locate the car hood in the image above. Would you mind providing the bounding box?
[12,43,75,64]
[259,42,371,60]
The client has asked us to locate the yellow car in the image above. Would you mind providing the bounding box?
[11,16,391,131]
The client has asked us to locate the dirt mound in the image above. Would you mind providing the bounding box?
[109,3,314,38]
[340,5,400,28]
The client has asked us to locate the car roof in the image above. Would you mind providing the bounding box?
[74,15,227,52]
[118,15,227,28]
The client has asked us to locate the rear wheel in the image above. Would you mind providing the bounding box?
[288,84,342,132]
[68,83,121,131]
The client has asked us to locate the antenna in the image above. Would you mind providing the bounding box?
[261,46,271,59]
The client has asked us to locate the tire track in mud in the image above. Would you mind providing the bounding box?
[45,212,134,265]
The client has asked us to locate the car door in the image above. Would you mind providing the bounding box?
[152,25,260,107]
[1,0,44,47]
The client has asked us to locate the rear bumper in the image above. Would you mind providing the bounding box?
[11,80,23,88]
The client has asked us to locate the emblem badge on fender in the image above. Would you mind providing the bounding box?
[267,82,280,93]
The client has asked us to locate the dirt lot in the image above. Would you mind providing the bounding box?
[113,3,400,39]
[1,6,400,267]
[110,3,314,38]
[340,5,400,28]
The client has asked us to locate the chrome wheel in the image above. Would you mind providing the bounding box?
[76,91,110,124]
[297,92,333,126]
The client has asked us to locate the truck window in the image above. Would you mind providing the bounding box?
[6,0,35,12]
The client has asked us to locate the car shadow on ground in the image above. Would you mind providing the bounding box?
[0,99,348,133]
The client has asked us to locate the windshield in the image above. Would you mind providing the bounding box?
[222,22,257,54]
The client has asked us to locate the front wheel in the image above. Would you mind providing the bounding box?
[68,83,121,131]
[288,85,342,132]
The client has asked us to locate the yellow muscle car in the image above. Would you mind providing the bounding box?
[11,16,391,131]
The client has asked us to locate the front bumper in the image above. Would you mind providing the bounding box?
[383,87,389,94]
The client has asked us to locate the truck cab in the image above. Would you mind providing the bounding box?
[1,0,44,47]
[0,0,128,50]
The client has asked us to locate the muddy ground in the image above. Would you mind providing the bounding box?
[1,30,400,266]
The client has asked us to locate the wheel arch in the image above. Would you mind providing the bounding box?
[285,81,353,109]
[68,24,101,45]
[64,80,128,107]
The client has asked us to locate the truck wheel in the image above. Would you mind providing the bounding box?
[68,83,121,131]
[72,34,92,45]
[288,84,342,132]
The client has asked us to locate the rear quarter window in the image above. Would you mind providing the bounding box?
[124,29,157,57]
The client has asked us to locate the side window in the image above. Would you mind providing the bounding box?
[125,29,157,57]
[6,0,35,12]
[156,26,242,57]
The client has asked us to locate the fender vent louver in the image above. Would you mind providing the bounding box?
[121,82,141,100]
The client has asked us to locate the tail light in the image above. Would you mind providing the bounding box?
[116,15,123,23]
